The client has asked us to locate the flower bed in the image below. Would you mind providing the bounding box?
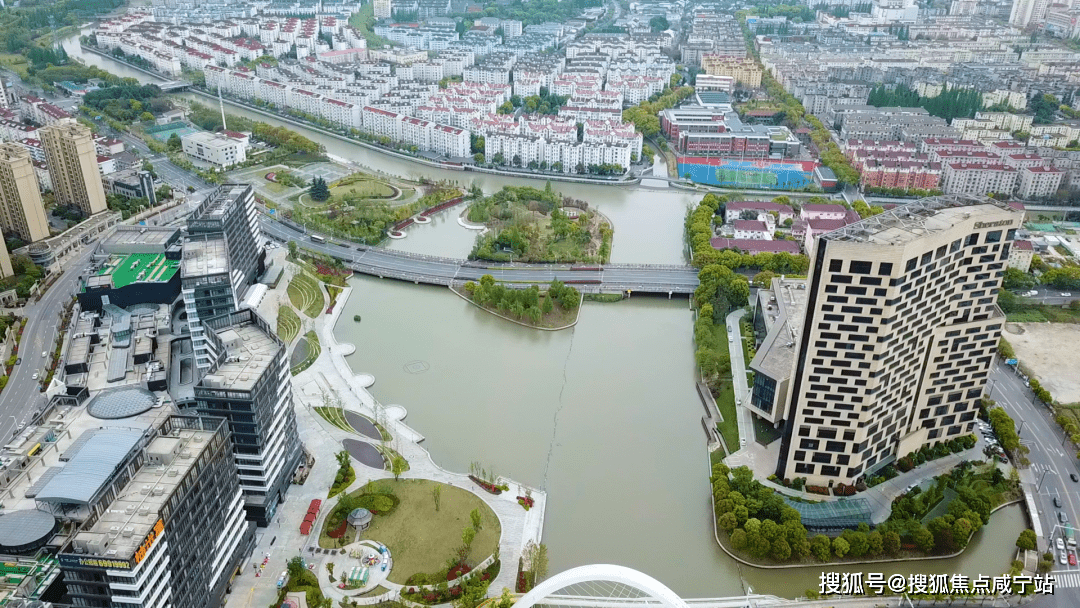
[832,483,856,496]
[517,495,534,510]
[468,475,504,495]
[327,520,348,538]
[447,563,471,581]
[805,485,830,496]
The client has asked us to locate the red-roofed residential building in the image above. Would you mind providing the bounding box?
[800,204,846,221]
[803,218,849,253]
[724,200,795,225]
[1016,166,1063,199]
[733,219,772,240]
[941,163,1017,196]
[1009,239,1034,272]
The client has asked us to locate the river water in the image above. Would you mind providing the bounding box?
[61,35,1030,598]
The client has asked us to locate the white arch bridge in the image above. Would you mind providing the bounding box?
[510,565,785,608]
[504,565,1015,608]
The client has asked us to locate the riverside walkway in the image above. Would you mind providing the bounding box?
[258,215,700,295]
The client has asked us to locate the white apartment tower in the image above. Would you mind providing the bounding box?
[777,196,1022,487]
[375,0,393,19]
[1010,0,1051,27]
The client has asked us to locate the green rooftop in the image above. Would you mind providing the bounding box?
[97,253,180,288]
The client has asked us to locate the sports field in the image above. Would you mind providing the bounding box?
[148,124,200,142]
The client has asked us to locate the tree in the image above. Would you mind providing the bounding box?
[139,111,155,122]
[391,455,406,480]
[531,543,549,582]
[731,528,748,551]
[470,508,482,531]
[914,527,935,553]
[831,536,850,558]
[718,512,738,532]
[167,132,182,151]
[432,485,441,511]
[649,16,670,32]
[155,184,172,201]
[810,534,831,561]
[497,101,514,114]
[474,153,485,164]
[771,537,791,561]
[1003,267,1038,291]
[310,177,330,201]
[883,530,901,555]
[287,240,298,258]
[462,525,476,552]
[1017,529,1037,551]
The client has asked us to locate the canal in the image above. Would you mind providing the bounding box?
[61,35,1031,598]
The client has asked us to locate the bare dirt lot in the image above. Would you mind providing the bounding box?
[1005,323,1080,403]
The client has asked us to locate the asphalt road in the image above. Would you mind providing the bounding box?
[114,131,212,194]
[0,246,96,441]
[1019,285,1079,307]
[258,216,701,292]
[989,361,1080,606]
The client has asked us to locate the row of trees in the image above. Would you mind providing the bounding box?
[82,84,166,124]
[866,84,985,123]
[622,86,695,138]
[449,0,602,26]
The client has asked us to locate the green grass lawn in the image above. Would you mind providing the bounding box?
[710,323,740,450]
[276,304,301,342]
[314,406,354,433]
[351,479,500,584]
[330,179,395,199]
[0,53,29,79]
[287,272,325,317]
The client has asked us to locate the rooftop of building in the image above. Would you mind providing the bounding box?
[200,320,278,392]
[66,419,222,562]
[181,235,229,278]
[91,254,179,289]
[824,194,1019,246]
[750,277,809,381]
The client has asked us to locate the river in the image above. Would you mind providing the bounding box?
[61,34,1031,598]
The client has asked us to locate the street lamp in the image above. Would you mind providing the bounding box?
[1037,468,1051,491]
[987,378,998,398]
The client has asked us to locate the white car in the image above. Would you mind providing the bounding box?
[1063,293,1073,297]
[31,372,38,380]
[1058,538,1066,551]
[1061,550,1069,565]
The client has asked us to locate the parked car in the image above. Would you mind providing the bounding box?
[1055,496,1063,508]
[1063,293,1073,297]
[1073,473,1079,482]
[1061,550,1068,565]
[1060,511,1070,523]
[1057,538,1065,551]
[1070,553,1077,567]
[14,358,19,365]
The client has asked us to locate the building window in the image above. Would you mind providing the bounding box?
[850,260,872,274]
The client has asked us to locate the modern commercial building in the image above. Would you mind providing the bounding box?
[181,131,247,168]
[104,169,158,205]
[183,184,265,371]
[57,415,253,608]
[766,195,1021,486]
[0,143,49,243]
[39,121,108,216]
[195,308,303,526]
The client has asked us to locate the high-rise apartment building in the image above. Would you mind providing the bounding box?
[774,196,1022,486]
[0,142,50,243]
[58,415,253,608]
[39,121,108,216]
[195,308,303,526]
[1010,0,1050,27]
[374,0,392,19]
[183,184,265,371]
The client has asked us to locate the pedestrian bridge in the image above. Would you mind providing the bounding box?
[259,217,701,295]
[505,565,787,608]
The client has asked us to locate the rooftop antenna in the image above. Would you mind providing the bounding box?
[218,85,227,132]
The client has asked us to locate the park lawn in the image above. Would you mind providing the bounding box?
[291,331,321,375]
[710,323,740,450]
[329,179,395,200]
[0,53,29,79]
[356,479,500,584]
[276,304,301,342]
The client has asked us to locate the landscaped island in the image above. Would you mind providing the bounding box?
[468,184,613,263]
[287,181,460,244]
[460,276,582,329]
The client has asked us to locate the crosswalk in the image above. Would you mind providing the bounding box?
[1052,571,1080,588]
[1032,462,1058,476]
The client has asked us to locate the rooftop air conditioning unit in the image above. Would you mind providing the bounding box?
[151,486,164,496]
[138,506,150,517]
[180,450,191,459]
[141,485,152,495]
[105,550,118,557]
[167,469,178,477]
[122,527,134,538]
[109,526,121,534]
[125,505,136,515]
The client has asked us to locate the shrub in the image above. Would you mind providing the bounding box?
[357,494,394,513]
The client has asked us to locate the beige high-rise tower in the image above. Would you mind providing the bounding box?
[40,121,107,217]
[0,143,50,243]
